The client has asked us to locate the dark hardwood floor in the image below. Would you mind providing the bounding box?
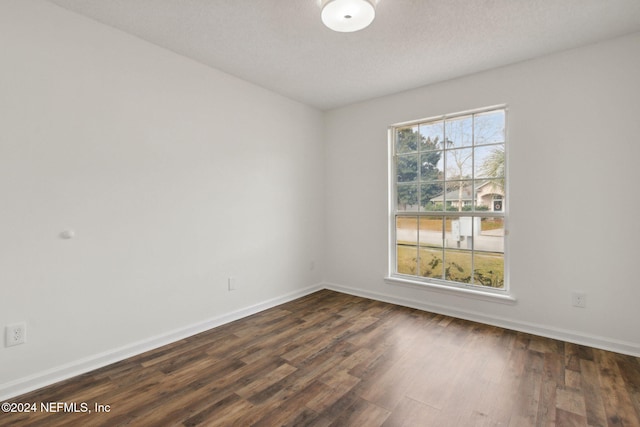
[2,290,639,426]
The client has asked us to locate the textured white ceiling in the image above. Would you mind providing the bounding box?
[47,0,640,110]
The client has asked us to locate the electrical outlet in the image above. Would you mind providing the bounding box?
[5,322,27,347]
[571,292,586,308]
[228,277,236,291]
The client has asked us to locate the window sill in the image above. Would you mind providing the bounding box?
[384,276,517,305]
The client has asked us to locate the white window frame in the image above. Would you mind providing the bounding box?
[385,105,514,303]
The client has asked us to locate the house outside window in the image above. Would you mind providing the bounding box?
[389,106,507,291]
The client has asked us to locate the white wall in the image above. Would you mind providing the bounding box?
[0,0,324,396]
[324,33,640,355]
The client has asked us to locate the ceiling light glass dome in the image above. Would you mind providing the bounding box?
[321,0,376,33]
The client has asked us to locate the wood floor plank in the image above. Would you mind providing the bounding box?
[579,358,608,427]
[555,407,587,426]
[328,397,391,427]
[381,396,440,427]
[509,349,545,425]
[555,385,587,417]
[564,342,583,372]
[536,351,562,425]
[616,354,640,418]
[182,393,253,427]
[474,377,517,425]
[3,289,639,427]
[235,362,297,399]
[306,380,352,413]
[593,349,640,426]
[250,380,327,426]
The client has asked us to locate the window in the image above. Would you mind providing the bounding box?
[389,107,507,292]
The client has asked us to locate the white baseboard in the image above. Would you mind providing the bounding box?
[0,283,323,401]
[323,282,640,358]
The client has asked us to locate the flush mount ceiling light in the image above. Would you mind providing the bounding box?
[321,0,376,33]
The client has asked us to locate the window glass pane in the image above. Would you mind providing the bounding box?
[474,144,504,179]
[445,115,472,148]
[396,126,419,154]
[420,121,444,151]
[396,154,418,182]
[474,182,504,211]
[396,216,418,275]
[474,110,505,145]
[420,150,443,181]
[396,216,418,245]
[444,215,473,283]
[420,181,444,211]
[444,180,474,211]
[473,252,504,288]
[475,217,504,253]
[397,183,418,211]
[445,147,473,180]
[444,248,473,283]
[397,245,418,275]
[445,216,474,249]
[418,217,443,279]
